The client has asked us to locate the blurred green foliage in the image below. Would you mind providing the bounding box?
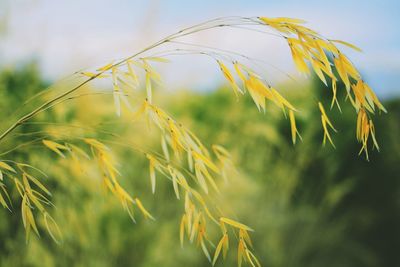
[0,65,399,267]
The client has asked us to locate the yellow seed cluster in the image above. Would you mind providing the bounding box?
[0,160,63,244]
[356,109,379,160]
[39,125,254,265]
[257,16,386,152]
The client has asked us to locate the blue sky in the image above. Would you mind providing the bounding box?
[0,0,399,97]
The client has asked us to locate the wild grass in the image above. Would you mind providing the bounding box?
[0,16,386,267]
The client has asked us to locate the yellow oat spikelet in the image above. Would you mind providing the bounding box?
[234,61,247,83]
[97,61,115,72]
[0,184,12,210]
[112,67,122,116]
[330,39,363,52]
[135,197,155,221]
[146,154,158,194]
[259,16,307,25]
[330,78,341,111]
[212,233,229,265]
[351,80,387,113]
[318,102,337,147]
[180,214,187,247]
[0,161,16,174]
[270,88,297,112]
[220,217,254,232]
[43,212,63,244]
[218,60,243,100]
[42,140,69,158]
[244,75,273,112]
[80,72,109,78]
[289,110,302,144]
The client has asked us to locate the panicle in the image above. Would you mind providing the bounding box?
[2,15,389,267]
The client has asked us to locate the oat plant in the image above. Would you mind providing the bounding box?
[0,16,386,267]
